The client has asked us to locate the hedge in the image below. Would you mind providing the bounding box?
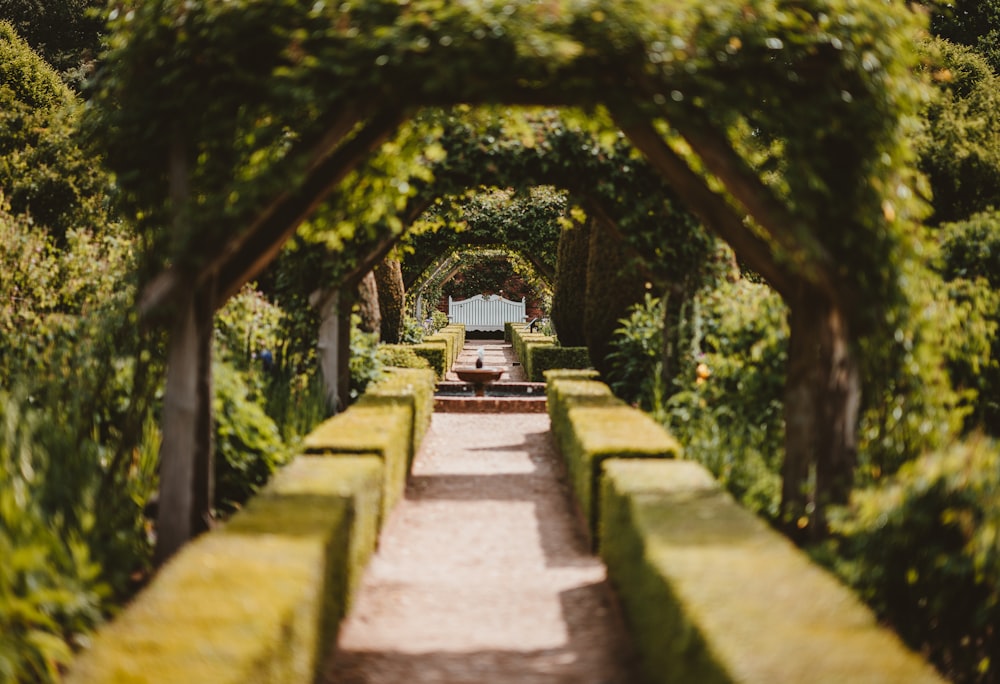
[424,323,465,369]
[404,342,448,379]
[303,403,411,524]
[528,345,591,382]
[356,367,436,462]
[599,459,946,684]
[508,322,592,381]
[66,455,383,684]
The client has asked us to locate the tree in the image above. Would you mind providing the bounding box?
[0,0,105,85]
[916,39,1000,225]
[926,0,1000,72]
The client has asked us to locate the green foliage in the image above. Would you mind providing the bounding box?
[528,346,590,383]
[857,258,969,481]
[214,284,284,370]
[0,392,108,684]
[0,21,72,109]
[936,211,1000,434]
[211,360,286,515]
[606,293,665,410]
[584,219,649,376]
[927,0,1000,73]
[916,39,1000,225]
[376,344,430,371]
[0,23,111,243]
[0,2,105,85]
[550,215,589,347]
[398,314,426,344]
[662,279,788,520]
[825,437,1000,684]
[401,185,564,287]
[348,314,383,402]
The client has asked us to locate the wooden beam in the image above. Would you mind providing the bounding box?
[614,115,794,299]
[139,105,400,317]
[668,115,858,311]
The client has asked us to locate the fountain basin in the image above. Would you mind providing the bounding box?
[453,367,504,396]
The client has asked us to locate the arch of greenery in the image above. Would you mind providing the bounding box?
[88,0,929,560]
[401,186,567,288]
[268,110,712,412]
[407,245,553,319]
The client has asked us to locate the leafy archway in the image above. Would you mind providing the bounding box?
[88,0,929,558]
[408,245,552,321]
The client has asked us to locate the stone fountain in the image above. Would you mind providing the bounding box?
[454,367,505,396]
[454,346,503,396]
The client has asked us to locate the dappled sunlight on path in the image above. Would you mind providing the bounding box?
[321,413,638,683]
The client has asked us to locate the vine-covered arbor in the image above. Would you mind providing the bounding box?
[88,0,929,560]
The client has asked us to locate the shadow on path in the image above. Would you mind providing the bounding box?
[321,413,640,684]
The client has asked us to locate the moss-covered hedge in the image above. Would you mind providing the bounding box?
[357,367,436,461]
[304,403,412,523]
[529,346,591,382]
[403,342,448,378]
[67,455,383,684]
[546,376,680,544]
[397,323,464,379]
[424,323,465,369]
[508,323,593,381]
[599,459,946,684]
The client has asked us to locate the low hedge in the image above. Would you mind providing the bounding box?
[546,376,618,442]
[567,407,680,545]
[67,455,383,684]
[357,367,436,461]
[508,323,592,381]
[304,403,412,524]
[406,342,448,379]
[600,459,945,684]
[529,346,591,382]
[547,376,680,544]
[424,323,465,369]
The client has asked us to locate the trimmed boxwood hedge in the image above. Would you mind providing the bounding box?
[357,367,436,460]
[303,403,411,523]
[529,346,591,382]
[67,455,383,684]
[508,322,592,381]
[599,459,946,684]
[546,375,680,545]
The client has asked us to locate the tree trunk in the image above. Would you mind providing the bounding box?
[356,271,381,334]
[375,257,405,343]
[781,283,861,542]
[154,284,215,564]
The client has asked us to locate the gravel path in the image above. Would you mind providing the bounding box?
[321,413,640,683]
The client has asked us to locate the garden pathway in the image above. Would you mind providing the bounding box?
[320,410,639,683]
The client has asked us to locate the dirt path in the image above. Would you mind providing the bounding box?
[321,413,639,683]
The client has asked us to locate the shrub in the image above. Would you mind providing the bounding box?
[348,314,383,401]
[0,391,109,684]
[936,211,1000,435]
[605,293,665,409]
[377,344,431,370]
[660,279,787,520]
[529,345,591,382]
[824,436,1000,684]
[212,361,287,515]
